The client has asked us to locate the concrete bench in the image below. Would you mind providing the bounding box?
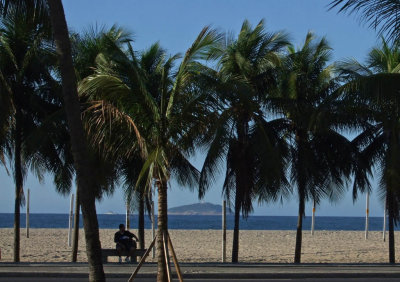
[101,248,147,263]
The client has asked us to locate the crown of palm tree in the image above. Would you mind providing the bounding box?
[337,38,400,205]
[199,20,290,217]
[0,1,70,193]
[79,26,223,192]
[277,32,353,205]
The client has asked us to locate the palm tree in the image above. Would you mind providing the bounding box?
[46,1,107,280]
[0,2,62,262]
[329,0,400,42]
[69,24,132,263]
[199,20,290,263]
[336,38,400,263]
[0,1,99,267]
[276,32,353,263]
[79,29,221,281]
[2,1,144,280]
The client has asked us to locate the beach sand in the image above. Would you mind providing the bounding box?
[0,228,399,263]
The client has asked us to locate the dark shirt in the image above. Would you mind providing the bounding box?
[114,230,137,245]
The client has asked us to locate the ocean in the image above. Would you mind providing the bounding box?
[0,213,396,231]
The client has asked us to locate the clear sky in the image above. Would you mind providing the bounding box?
[0,0,386,217]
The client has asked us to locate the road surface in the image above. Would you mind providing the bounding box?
[1,278,400,282]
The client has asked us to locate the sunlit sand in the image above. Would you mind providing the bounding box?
[1,228,399,263]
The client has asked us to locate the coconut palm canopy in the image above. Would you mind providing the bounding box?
[197,20,292,263]
[274,32,355,263]
[79,26,223,280]
[0,1,76,262]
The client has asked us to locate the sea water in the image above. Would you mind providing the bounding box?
[0,213,396,230]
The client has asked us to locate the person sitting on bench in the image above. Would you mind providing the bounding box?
[114,223,139,263]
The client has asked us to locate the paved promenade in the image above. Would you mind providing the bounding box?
[0,263,400,279]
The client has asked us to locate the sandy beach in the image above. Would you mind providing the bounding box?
[1,228,399,263]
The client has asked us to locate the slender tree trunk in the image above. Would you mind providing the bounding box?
[156,180,168,282]
[80,192,104,280]
[294,194,305,263]
[46,1,105,281]
[387,191,395,264]
[139,192,145,250]
[71,191,80,262]
[231,119,248,263]
[232,191,241,263]
[13,108,22,262]
[126,202,130,229]
[294,132,306,264]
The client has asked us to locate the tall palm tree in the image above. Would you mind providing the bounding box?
[329,0,400,42]
[199,20,290,263]
[79,29,221,281]
[1,1,132,280]
[336,38,400,263]
[46,1,107,281]
[0,2,62,262]
[276,32,354,263]
[69,24,132,263]
[0,1,95,266]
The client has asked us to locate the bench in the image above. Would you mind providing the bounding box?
[101,249,147,263]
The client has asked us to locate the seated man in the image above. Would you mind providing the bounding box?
[114,223,139,263]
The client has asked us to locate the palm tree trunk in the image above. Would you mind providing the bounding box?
[232,193,241,263]
[46,1,105,281]
[294,133,306,264]
[80,192,104,280]
[294,191,305,263]
[71,191,80,262]
[13,108,22,263]
[231,120,248,263]
[387,190,395,264]
[139,192,145,250]
[156,180,168,282]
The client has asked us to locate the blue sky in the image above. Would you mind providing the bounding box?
[0,0,386,217]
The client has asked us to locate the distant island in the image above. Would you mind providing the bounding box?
[168,202,232,215]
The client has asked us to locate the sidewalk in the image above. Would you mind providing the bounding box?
[0,262,399,279]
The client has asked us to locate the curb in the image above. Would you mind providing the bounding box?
[2,272,400,279]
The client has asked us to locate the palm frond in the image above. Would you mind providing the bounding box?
[166,26,223,119]
[329,0,400,42]
[199,108,234,198]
